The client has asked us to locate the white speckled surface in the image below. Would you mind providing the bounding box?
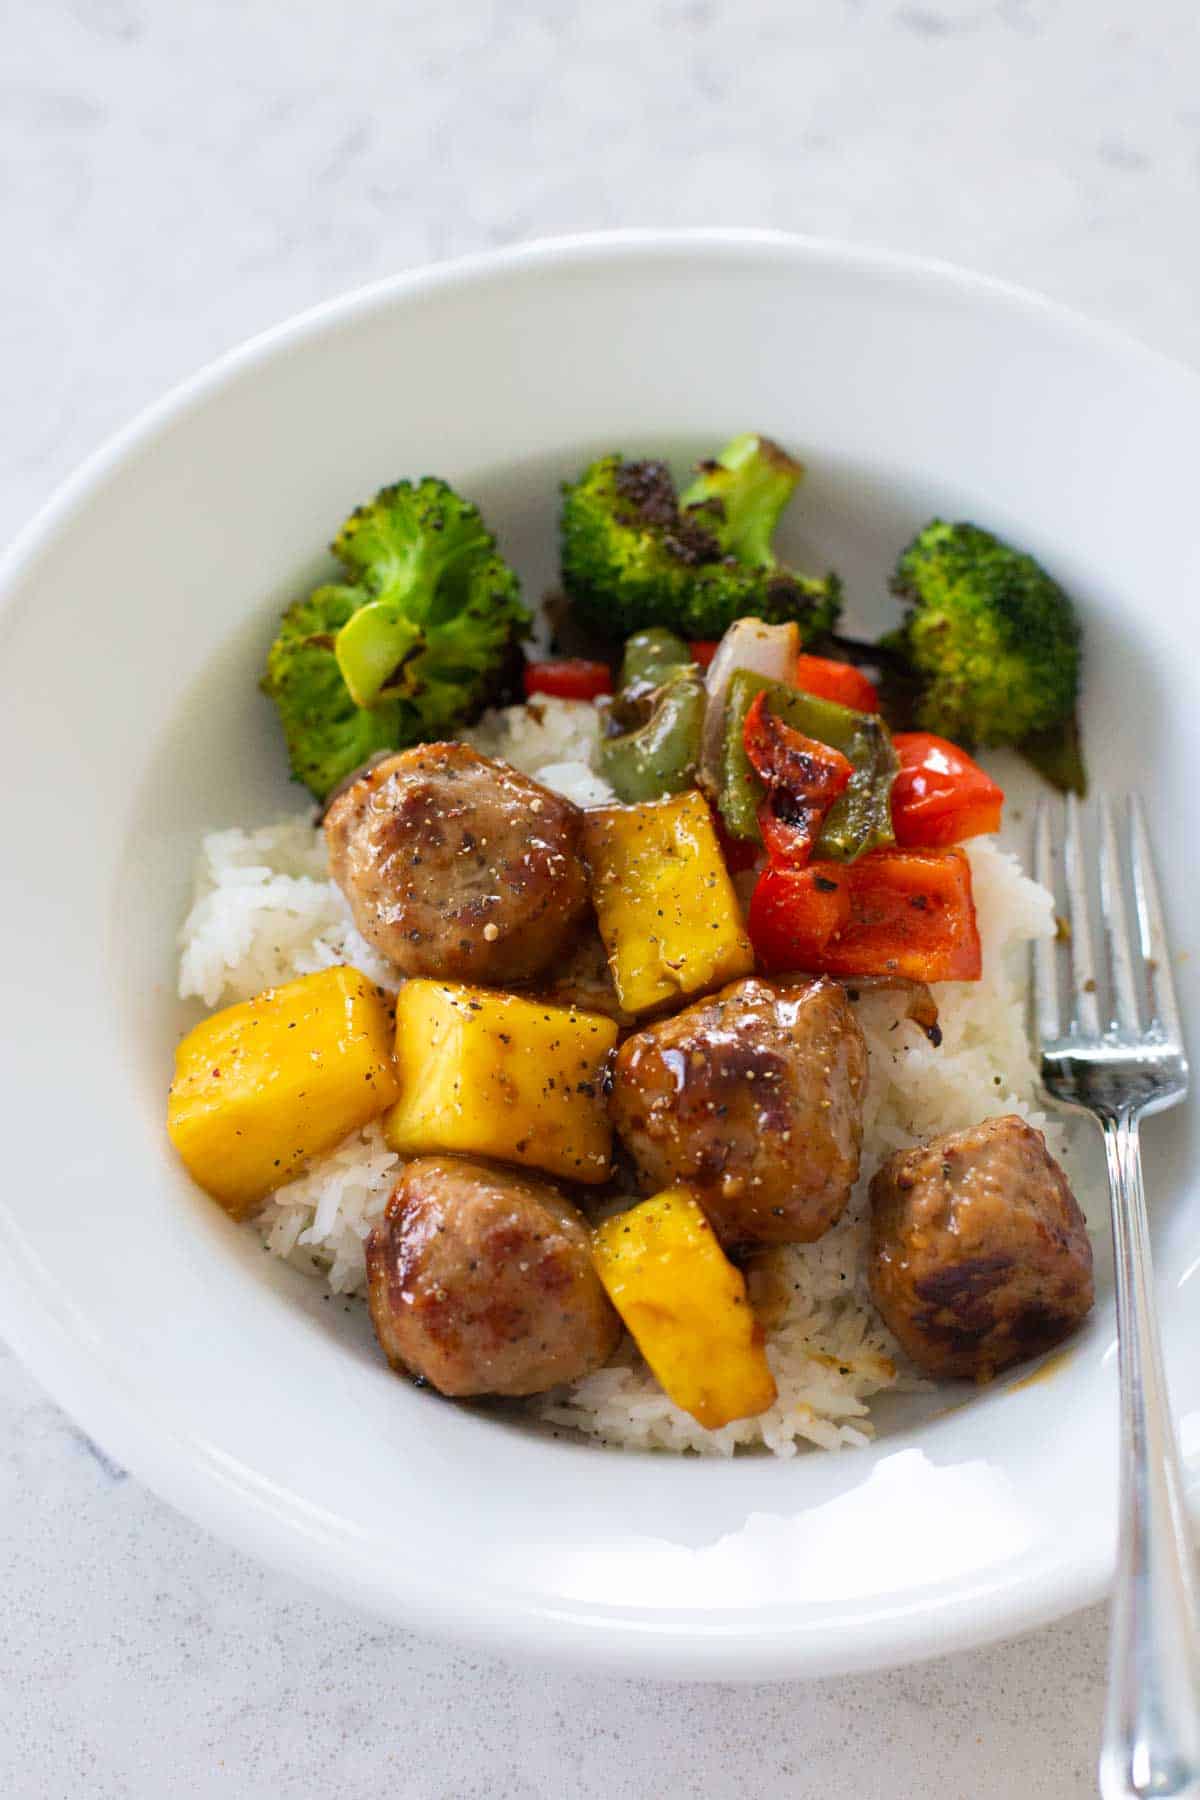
[4,2,1199,1793]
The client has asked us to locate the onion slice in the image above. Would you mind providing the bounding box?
[698,617,799,794]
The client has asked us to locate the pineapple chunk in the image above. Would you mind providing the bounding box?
[382,980,617,1183]
[591,1187,777,1430]
[167,966,400,1218]
[581,791,754,1017]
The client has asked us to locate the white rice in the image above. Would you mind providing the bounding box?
[178,695,1062,1457]
[463,694,608,784]
[176,818,395,1008]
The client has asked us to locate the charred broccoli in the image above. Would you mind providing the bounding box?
[886,520,1081,751]
[560,434,842,642]
[679,431,804,568]
[262,479,529,800]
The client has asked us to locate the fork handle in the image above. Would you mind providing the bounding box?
[1100,1109,1200,1799]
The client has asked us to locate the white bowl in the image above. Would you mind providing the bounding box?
[2,231,1198,1680]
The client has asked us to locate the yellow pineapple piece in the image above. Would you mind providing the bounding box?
[581,791,754,1017]
[167,966,399,1218]
[591,1187,777,1429]
[382,980,617,1183]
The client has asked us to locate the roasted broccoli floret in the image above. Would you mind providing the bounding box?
[560,435,842,642]
[262,479,529,800]
[261,586,403,801]
[886,520,1081,749]
[679,431,804,568]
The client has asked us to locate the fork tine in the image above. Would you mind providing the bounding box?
[1098,793,1141,1033]
[1130,795,1183,1045]
[1033,794,1061,1045]
[1064,792,1103,1036]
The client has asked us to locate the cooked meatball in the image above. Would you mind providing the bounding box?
[609,975,868,1246]
[365,1155,620,1397]
[868,1114,1093,1380]
[323,743,590,984]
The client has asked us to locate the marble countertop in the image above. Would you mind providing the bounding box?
[4,1,1199,1793]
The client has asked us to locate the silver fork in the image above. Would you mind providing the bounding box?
[1034,793,1200,1798]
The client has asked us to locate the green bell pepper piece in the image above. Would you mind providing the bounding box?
[598,628,703,802]
[719,671,898,861]
[618,628,693,696]
[599,668,706,803]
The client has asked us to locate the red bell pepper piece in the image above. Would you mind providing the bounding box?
[891,733,1004,848]
[793,653,879,714]
[748,847,982,982]
[688,639,721,669]
[742,691,853,867]
[522,659,614,702]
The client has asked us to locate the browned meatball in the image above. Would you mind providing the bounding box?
[323,743,590,984]
[365,1155,620,1397]
[868,1114,1093,1380]
[609,976,868,1247]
